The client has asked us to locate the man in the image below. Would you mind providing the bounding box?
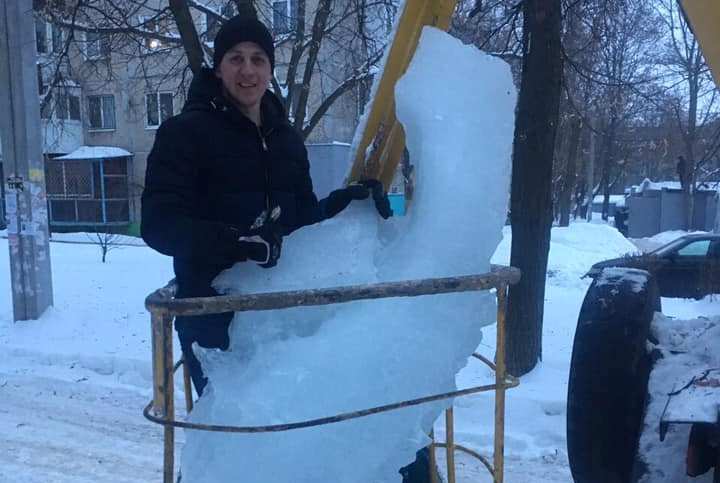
[141,14,389,396]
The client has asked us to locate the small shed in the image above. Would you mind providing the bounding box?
[592,195,627,217]
[45,146,133,230]
[627,179,718,238]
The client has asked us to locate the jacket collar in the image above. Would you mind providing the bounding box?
[183,67,287,132]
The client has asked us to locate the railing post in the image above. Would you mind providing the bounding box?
[445,408,456,483]
[150,310,176,483]
[150,310,165,416]
[429,430,439,483]
[162,315,175,483]
[183,356,194,413]
[494,284,508,483]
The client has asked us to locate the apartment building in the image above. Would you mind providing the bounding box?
[14,0,387,233]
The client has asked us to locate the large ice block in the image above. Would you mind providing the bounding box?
[180,26,516,483]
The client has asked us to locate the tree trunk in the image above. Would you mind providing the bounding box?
[292,0,332,132]
[559,116,582,226]
[506,0,562,377]
[600,117,617,221]
[168,0,205,73]
[682,60,700,230]
[585,126,595,221]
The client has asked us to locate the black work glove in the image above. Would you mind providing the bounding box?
[224,207,284,268]
[236,234,280,268]
[320,183,371,219]
[358,179,393,219]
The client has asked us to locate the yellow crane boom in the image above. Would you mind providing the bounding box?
[347,0,457,188]
[681,0,720,87]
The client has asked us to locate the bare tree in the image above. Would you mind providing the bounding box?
[555,0,594,226]
[655,0,720,230]
[505,0,562,376]
[87,227,122,262]
[35,0,398,141]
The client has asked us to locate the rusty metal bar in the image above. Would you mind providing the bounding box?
[434,442,495,477]
[144,378,517,433]
[150,310,165,416]
[182,357,193,413]
[145,267,521,316]
[429,430,439,483]
[146,266,521,482]
[494,285,508,483]
[161,315,174,483]
[445,408,456,483]
[428,286,518,483]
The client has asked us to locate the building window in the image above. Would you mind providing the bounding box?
[57,93,69,120]
[145,92,173,128]
[37,64,46,95]
[206,13,220,40]
[87,95,116,130]
[55,93,81,121]
[85,31,111,59]
[272,1,290,34]
[69,94,81,120]
[36,21,65,55]
[40,91,81,121]
[206,4,235,40]
[139,15,173,53]
[41,93,53,119]
[52,24,64,52]
[35,18,48,53]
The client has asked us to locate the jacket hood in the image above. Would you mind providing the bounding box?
[183,67,287,128]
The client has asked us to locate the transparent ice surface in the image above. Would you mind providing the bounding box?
[180,27,516,483]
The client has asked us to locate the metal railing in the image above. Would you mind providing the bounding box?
[144,265,521,483]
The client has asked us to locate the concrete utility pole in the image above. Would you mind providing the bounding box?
[0,0,54,321]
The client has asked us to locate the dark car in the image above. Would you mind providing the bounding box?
[586,233,720,299]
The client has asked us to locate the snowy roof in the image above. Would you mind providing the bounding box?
[634,178,719,193]
[593,195,626,206]
[55,146,132,160]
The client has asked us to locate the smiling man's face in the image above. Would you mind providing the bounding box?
[215,41,272,120]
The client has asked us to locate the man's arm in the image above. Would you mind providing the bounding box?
[290,145,324,230]
[141,118,248,263]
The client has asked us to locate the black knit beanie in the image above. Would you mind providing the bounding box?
[213,16,275,70]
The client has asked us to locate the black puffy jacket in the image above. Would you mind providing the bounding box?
[141,68,323,325]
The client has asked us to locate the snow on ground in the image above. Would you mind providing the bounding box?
[1,220,717,482]
[0,238,176,483]
[1,229,147,247]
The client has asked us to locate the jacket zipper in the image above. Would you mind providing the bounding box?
[257,126,271,212]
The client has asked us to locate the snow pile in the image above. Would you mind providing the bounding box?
[179,27,516,483]
[492,222,638,287]
[0,239,172,378]
[638,313,720,483]
[634,179,718,193]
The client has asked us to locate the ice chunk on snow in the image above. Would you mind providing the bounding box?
[180,27,516,483]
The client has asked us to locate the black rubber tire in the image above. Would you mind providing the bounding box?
[567,269,660,483]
